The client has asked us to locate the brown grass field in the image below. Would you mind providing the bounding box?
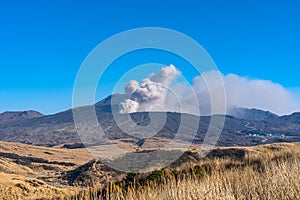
[0,142,299,199]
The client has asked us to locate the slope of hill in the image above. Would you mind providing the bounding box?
[228,107,278,121]
[277,112,300,123]
[0,110,44,125]
[0,141,92,199]
[0,141,299,199]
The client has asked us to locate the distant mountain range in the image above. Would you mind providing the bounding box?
[0,110,44,125]
[0,94,299,147]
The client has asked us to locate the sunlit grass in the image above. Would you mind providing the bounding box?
[1,143,299,200]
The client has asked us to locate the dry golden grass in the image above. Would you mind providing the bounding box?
[0,172,77,200]
[0,141,93,200]
[0,141,92,167]
[0,142,299,199]
[66,142,300,200]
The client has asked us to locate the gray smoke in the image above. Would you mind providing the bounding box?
[119,65,180,113]
[120,66,300,115]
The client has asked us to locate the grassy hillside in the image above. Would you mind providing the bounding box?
[70,142,300,200]
[0,142,299,199]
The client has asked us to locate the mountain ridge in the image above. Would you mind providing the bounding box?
[0,95,299,147]
[0,110,44,125]
[228,107,279,121]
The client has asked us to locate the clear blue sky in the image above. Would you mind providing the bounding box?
[0,0,299,114]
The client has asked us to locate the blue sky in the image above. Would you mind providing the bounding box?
[0,0,299,114]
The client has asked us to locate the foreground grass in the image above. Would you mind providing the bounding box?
[125,158,299,200]
[72,144,300,200]
[0,143,299,199]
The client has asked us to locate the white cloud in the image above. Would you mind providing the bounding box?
[223,73,299,115]
[193,71,300,115]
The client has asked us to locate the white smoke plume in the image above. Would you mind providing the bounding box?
[119,65,181,113]
[120,65,300,116]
